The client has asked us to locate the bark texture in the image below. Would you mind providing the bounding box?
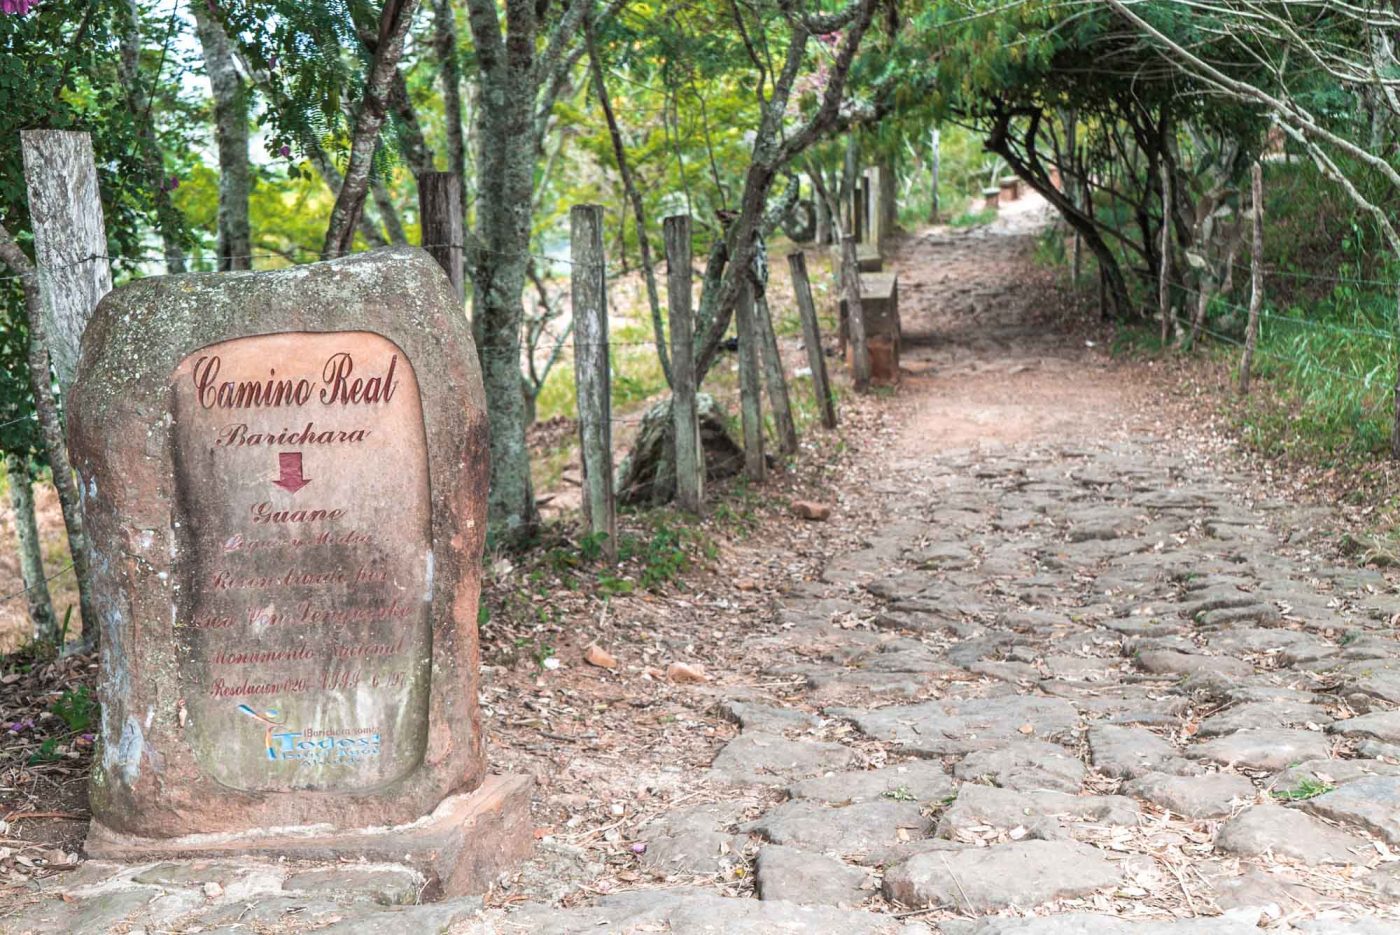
[462,0,594,541]
[322,0,421,259]
[120,0,187,273]
[5,452,57,643]
[0,223,96,652]
[191,0,252,271]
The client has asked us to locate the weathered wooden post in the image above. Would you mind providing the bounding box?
[788,251,837,429]
[419,171,465,303]
[754,286,798,456]
[20,129,108,650]
[855,176,870,243]
[1158,161,1173,345]
[735,279,766,481]
[841,234,871,392]
[571,205,616,558]
[20,130,113,393]
[928,127,941,223]
[865,166,884,247]
[664,215,703,511]
[1240,162,1264,396]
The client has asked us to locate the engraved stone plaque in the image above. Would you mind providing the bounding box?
[72,250,530,889]
[170,331,431,792]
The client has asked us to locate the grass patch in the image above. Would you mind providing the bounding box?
[1271,778,1334,801]
[949,208,996,229]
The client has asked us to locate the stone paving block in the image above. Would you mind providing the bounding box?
[787,761,957,803]
[707,731,858,786]
[1089,724,1194,780]
[954,741,1087,792]
[937,784,1140,840]
[1126,771,1257,819]
[833,694,1080,756]
[754,845,870,906]
[1214,804,1370,865]
[882,840,1121,911]
[1304,775,1400,845]
[1188,729,1331,772]
[744,799,932,855]
[493,887,922,934]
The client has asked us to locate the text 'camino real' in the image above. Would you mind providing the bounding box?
[191,352,400,409]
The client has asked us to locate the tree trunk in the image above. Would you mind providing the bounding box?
[191,0,252,271]
[877,154,897,238]
[434,0,468,219]
[986,112,1131,318]
[372,176,409,245]
[1158,160,1173,344]
[587,28,670,386]
[5,451,56,644]
[928,126,940,223]
[322,0,420,259]
[0,226,97,652]
[1240,162,1263,395]
[121,0,186,273]
[469,61,539,540]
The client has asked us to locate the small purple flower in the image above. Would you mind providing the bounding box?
[0,0,36,15]
[278,145,291,158]
[162,175,180,192]
[81,733,94,742]
[8,718,34,733]
[630,842,646,854]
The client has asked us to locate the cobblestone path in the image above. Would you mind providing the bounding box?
[9,212,1400,933]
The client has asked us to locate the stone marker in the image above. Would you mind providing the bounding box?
[68,247,531,895]
[840,273,900,384]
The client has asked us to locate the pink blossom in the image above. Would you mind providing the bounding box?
[0,0,36,14]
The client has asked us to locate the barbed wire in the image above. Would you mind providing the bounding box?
[0,562,75,606]
[1229,259,1400,290]
[1199,321,1386,391]
[0,413,38,433]
[0,238,737,285]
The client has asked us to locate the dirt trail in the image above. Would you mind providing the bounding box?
[7,209,1399,934]
[889,199,1153,458]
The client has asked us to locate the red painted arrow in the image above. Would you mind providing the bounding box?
[274,451,311,494]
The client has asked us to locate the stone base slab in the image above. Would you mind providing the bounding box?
[84,773,533,898]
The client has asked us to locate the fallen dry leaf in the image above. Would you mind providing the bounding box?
[667,662,707,683]
[584,644,618,669]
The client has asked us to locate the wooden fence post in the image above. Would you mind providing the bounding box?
[841,234,871,392]
[865,166,884,248]
[1240,162,1264,396]
[928,127,941,223]
[664,215,702,511]
[419,171,465,303]
[735,278,766,481]
[20,130,114,393]
[754,284,798,456]
[854,176,868,244]
[570,205,616,559]
[788,251,837,429]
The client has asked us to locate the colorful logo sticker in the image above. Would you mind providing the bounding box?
[236,703,381,765]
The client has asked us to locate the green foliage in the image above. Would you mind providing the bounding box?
[27,737,61,766]
[50,685,97,734]
[1227,163,1400,460]
[1271,778,1334,802]
[949,208,996,229]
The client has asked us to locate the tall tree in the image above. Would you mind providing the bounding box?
[461,0,597,541]
[322,0,421,258]
[191,0,252,270]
